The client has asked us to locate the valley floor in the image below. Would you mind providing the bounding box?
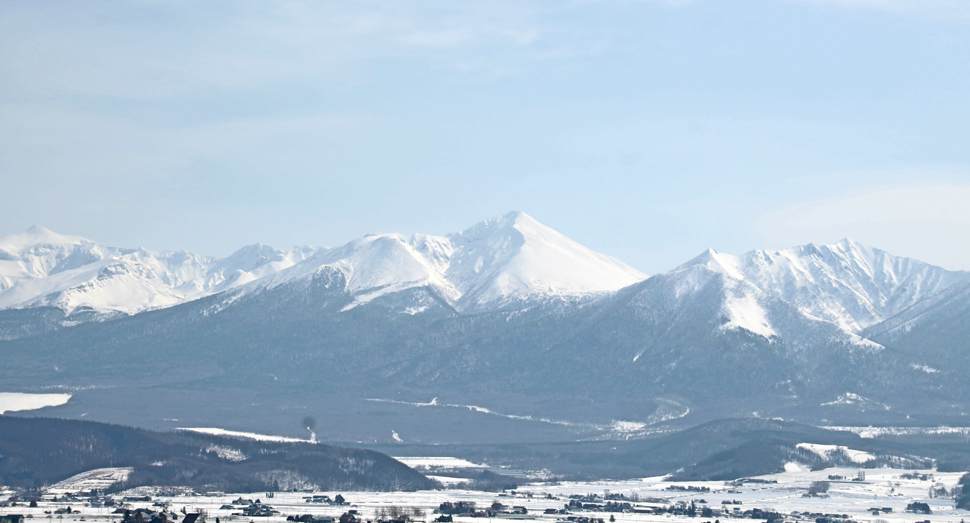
[6,466,967,523]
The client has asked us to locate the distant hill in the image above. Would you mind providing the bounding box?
[0,416,435,492]
[371,418,968,482]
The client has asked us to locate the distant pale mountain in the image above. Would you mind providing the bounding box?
[0,212,646,318]
[0,226,320,316]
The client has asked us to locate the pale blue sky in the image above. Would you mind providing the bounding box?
[2,0,969,273]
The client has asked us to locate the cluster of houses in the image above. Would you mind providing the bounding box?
[215,498,279,517]
[0,495,43,508]
[433,501,528,519]
[302,495,346,506]
[115,507,183,523]
[284,511,360,523]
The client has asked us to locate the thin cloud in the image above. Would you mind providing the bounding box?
[788,0,970,16]
[759,181,970,271]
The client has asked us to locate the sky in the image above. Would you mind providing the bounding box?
[2,0,969,274]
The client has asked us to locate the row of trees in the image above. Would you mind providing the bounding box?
[374,506,426,522]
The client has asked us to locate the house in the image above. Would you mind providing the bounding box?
[339,513,359,523]
[122,508,166,523]
[287,515,335,523]
[243,506,277,517]
[0,515,25,523]
[182,514,205,523]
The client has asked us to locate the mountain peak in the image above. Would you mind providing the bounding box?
[501,210,530,221]
[25,225,54,236]
[677,248,745,280]
[265,211,647,313]
[452,211,547,243]
[0,226,88,253]
[443,212,646,310]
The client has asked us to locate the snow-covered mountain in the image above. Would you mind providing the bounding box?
[0,226,320,316]
[863,277,970,370]
[2,216,964,346]
[445,212,645,311]
[0,212,646,317]
[252,211,647,312]
[4,219,970,439]
[679,239,966,333]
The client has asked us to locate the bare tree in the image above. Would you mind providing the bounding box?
[807,481,830,496]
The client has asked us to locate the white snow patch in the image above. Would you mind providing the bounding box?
[846,334,885,352]
[178,427,309,443]
[718,281,775,339]
[911,363,939,373]
[364,397,596,429]
[206,445,247,462]
[611,420,648,433]
[47,467,133,494]
[426,475,468,485]
[824,425,970,438]
[821,392,891,410]
[784,461,811,472]
[0,392,71,413]
[796,443,875,463]
[393,456,485,469]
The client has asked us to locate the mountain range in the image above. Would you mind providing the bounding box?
[0,213,644,319]
[2,212,969,445]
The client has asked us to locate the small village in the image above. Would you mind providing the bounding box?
[1,466,967,523]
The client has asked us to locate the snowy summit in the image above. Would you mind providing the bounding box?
[253,211,648,312]
[0,212,647,317]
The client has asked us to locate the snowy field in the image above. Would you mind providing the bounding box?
[4,465,968,523]
[0,392,71,414]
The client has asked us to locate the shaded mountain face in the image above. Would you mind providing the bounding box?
[2,214,969,444]
[864,278,970,371]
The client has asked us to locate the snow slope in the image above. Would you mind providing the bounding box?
[3,220,962,331]
[626,263,881,351]
[0,226,320,315]
[679,239,966,332]
[445,212,646,311]
[250,211,647,312]
[0,213,646,317]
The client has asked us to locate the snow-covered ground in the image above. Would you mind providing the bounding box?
[393,457,487,469]
[825,426,970,439]
[177,427,310,443]
[46,468,134,495]
[0,392,71,413]
[8,465,967,523]
[796,444,876,464]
